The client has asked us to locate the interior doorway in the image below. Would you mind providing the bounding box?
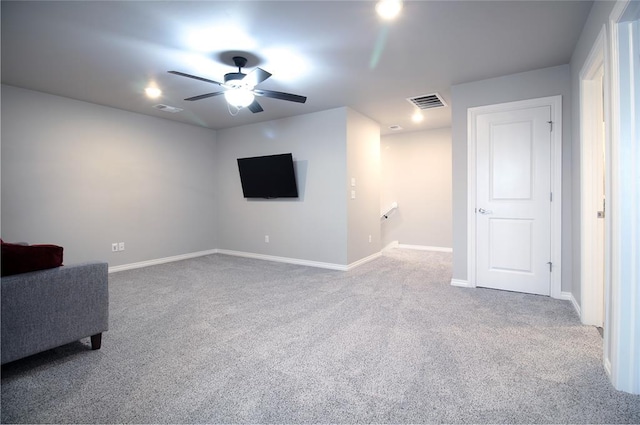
[474,105,552,295]
[466,96,563,298]
[579,26,607,328]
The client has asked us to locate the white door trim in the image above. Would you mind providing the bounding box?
[467,96,563,298]
[607,0,640,395]
[579,25,609,327]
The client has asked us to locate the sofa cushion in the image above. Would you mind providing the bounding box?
[1,240,64,277]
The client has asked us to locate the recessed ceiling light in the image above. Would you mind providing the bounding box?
[376,0,403,20]
[412,111,424,123]
[389,124,403,131]
[145,87,162,99]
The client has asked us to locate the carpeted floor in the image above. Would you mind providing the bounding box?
[2,249,639,423]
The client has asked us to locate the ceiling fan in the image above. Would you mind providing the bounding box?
[168,56,307,113]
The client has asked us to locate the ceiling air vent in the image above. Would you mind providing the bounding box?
[406,93,447,110]
[153,104,183,113]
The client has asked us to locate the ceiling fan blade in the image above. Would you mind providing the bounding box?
[242,67,272,87]
[168,71,223,86]
[254,89,307,103]
[184,91,225,101]
[247,100,264,113]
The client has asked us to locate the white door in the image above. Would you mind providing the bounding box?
[475,106,552,295]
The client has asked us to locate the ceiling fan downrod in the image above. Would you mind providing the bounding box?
[232,56,248,72]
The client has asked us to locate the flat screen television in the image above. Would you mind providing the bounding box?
[237,153,299,198]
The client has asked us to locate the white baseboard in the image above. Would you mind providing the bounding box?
[557,291,573,300]
[108,249,218,273]
[347,252,382,270]
[217,249,350,271]
[604,357,612,377]
[451,278,473,288]
[109,248,383,274]
[216,250,382,271]
[384,241,453,253]
[559,291,581,317]
[397,243,453,253]
[383,241,399,251]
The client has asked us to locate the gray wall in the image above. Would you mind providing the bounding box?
[2,88,383,269]
[380,128,453,249]
[569,1,617,307]
[346,108,381,264]
[450,65,573,291]
[216,108,350,265]
[1,84,218,266]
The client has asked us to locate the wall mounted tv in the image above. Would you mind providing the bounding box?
[237,153,299,199]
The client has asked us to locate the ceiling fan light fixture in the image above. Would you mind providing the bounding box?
[169,55,306,114]
[224,88,255,108]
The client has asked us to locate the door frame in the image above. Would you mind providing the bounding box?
[607,0,640,394]
[579,25,609,327]
[467,96,563,298]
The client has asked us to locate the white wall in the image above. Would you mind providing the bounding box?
[450,65,572,291]
[346,109,381,264]
[216,108,349,266]
[1,84,218,266]
[380,128,452,249]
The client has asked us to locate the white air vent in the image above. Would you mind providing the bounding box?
[406,93,447,110]
[153,104,183,113]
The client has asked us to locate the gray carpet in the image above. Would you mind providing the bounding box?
[2,249,639,423]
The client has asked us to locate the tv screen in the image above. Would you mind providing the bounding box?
[237,153,299,198]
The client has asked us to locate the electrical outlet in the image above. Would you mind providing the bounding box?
[368,234,372,243]
[112,243,118,252]
[118,242,125,251]
[265,235,270,243]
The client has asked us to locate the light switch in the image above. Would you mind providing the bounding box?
[351,177,356,187]
[351,190,356,199]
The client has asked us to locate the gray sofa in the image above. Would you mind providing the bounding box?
[1,262,109,364]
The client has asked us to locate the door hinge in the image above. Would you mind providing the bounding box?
[547,120,553,132]
[598,198,606,218]
[547,261,553,272]
[550,192,553,202]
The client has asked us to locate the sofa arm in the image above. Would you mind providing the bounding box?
[1,262,109,364]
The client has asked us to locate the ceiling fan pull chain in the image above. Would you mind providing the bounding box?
[227,102,241,116]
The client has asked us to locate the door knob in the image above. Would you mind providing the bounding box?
[478,208,493,214]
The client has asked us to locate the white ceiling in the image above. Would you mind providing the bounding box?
[1,1,593,135]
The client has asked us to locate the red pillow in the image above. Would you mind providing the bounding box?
[1,240,64,277]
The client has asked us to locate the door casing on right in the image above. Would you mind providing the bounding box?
[580,25,607,328]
